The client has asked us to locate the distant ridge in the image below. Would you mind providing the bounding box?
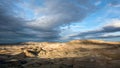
[0,39,120,45]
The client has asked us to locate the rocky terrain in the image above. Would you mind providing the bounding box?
[0,40,120,68]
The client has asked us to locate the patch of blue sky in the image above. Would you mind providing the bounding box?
[103,37,120,42]
[12,0,45,20]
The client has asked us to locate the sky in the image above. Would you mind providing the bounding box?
[0,0,120,43]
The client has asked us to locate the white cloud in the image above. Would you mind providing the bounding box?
[26,0,99,30]
[71,19,120,40]
[94,0,102,6]
[106,19,120,27]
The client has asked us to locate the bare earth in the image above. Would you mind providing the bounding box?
[0,40,120,68]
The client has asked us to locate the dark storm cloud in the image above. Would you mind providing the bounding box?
[0,0,100,43]
[0,0,28,43]
[0,0,24,31]
[0,0,117,43]
[0,0,61,43]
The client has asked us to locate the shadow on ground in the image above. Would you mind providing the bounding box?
[0,54,120,68]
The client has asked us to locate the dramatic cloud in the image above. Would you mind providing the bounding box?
[72,19,120,39]
[24,0,101,42]
[0,0,28,43]
[0,0,120,43]
[27,0,99,30]
[0,0,100,43]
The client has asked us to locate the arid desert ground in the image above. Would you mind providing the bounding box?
[0,40,120,68]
